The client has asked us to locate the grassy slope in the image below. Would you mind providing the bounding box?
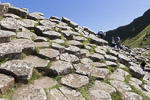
[123,25,150,48]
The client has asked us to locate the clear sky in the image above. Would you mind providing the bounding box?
[2,0,150,32]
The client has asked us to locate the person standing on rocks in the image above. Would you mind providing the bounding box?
[140,61,146,71]
[97,29,106,38]
[111,36,116,48]
[115,36,121,49]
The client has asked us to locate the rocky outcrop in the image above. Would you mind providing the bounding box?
[0,3,150,100]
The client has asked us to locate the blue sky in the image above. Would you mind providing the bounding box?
[2,0,150,32]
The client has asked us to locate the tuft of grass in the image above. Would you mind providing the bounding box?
[30,29,35,33]
[0,16,4,20]
[110,90,122,100]
[78,86,89,100]
[21,53,27,59]
[0,58,8,65]
[54,75,63,83]
[49,84,62,90]
[58,28,62,33]
[34,47,40,54]
[106,65,117,73]
[100,58,106,63]
[46,61,52,69]
[106,48,110,54]
[34,20,40,27]
[29,69,43,84]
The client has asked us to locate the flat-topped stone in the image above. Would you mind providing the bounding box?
[106,61,118,67]
[61,30,73,40]
[43,31,61,39]
[8,6,28,18]
[22,19,36,29]
[34,25,52,36]
[69,21,78,28]
[73,36,87,42]
[4,13,20,19]
[92,62,106,68]
[89,53,104,62]
[130,65,145,78]
[59,86,85,100]
[50,39,65,44]
[122,92,143,100]
[34,36,48,42]
[51,43,65,52]
[67,40,83,48]
[95,48,106,55]
[65,45,80,55]
[0,98,8,100]
[0,60,33,83]
[40,19,55,27]
[38,48,59,60]
[80,58,93,66]
[0,30,16,43]
[74,63,92,76]
[50,16,60,21]
[105,54,117,62]
[12,84,47,100]
[118,54,131,66]
[35,42,50,48]
[23,55,49,70]
[61,73,89,88]
[60,53,79,64]
[61,17,70,23]
[107,73,125,81]
[28,12,45,20]
[34,77,57,89]
[0,42,22,60]
[50,60,73,75]
[113,68,129,77]
[91,68,109,79]
[0,74,14,94]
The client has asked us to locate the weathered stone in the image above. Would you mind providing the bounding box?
[50,39,65,44]
[107,73,125,81]
[49,88,68,100]
[80,58,93,66]
[106,61,118,67]
[34,25,52,36]
[89,53,104,62]
[40,19,55,27]
[118,54,131,66]
[22,19,36,29]
[73,36,87,42]
[122,92,143,100]
[16,31,33,39]
[95,48,106,55]
[0,18,25,31]
[34,77,57,88]
[143,72,150,86]
[0,30,16,43]
[50,60,73,75]
[57,25,71,31]
[74,63,92,76]
[38,48,59,60]
[68,40,83,48]
[143,85,150,92]
[60,53,79,64]
[119,63,126,68]
[0,4,8,16]
[65,46,80,56]
[89,89,112,100]
[23,55,49,70]
[4,13,20,19]
[34,36,47,42]
[129,66,145,78]
[92,62,106,68]
[91,68,110,79]
[51,43,65,52]
[61,73,89,88]
[0,42,22,60]
[69,21,78,28]
[12,84,47,100]
[92,80,116,94]
[8,6,28,18]
[113,68,129,77]
[110,80,132,92]
[0,98,8,100]
[50,16,60,21]
[43,31,61,39]
[28,12,45,20]
[59,86,85,100]
[50,18,60,24]
[61,30,73,40]
[35,42,50,48]
[130,77,142,85]
[105,54,117,62]
[109,49,119,57]
[0,60,33,83]
[61,17,70,24]
[11,39,35,54]
[80,49,91,58]
[0,74,14,94]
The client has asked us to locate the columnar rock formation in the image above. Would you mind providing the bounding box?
[0,3,150,100]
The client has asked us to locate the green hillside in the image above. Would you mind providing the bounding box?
[105,9,150,48]
[123,25,150,48]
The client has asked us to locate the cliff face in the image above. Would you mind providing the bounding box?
[0,3,150,100]
[106,9,150,47]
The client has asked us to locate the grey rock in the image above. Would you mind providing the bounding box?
[113,68,129,77]
[51,43,65,52]
[80,49,91,58]
[34,36,47,42]
[118,54,131,66]
[73,36,87,42]
[74,63,92,76]
[65,46,80,56]
[130,66,145,78]
[57,25,71,31]
[61,30,73,40]
[91,68,110,79]
[4,13,20,19]
[89,53,104,62]
[49,88,68,100]
[0,98,8,100]
[109,49,119,57]
[61,73,89,88]
[130,77,142,85]
[50,39,65,44]
[11,39,35,54]
[92,62,106,68]
[8,6,28,18]
[107,73,125,81]
[0,74,14,94]
[22,19,36,29]
[50,16,60,21]
[40,19,55,27]
[105,54,117,62]
[60,53,79,64]
[110,80,132,92]
[28,12,45,20]
[67,40,83,48]
[122,92,143,100]
[0,30,16,43]
[0,60,33,83]
[23,55,49,70]
[34,77,57,88]
[38,48,59,60]
[83,26,95,34]
[106,61,118,67]
[61,17,70,24]
[69,21,78,28]
[35,42,50,48]
[89,88,112,100]
[143,72,150,86]
[12,84,47,100]
[0,42,22,60]
[16,31,34,39]
[50,60,73,75]
[80,58,93,66]
[49,18,60,24]
[59,86,85,100]
[43,31,61,39]
[34,25,52,36]
[95,48,106,55]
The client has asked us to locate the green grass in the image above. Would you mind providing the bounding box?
[21,53,27,59]
[54,75,63,83]
[110,90,122,100]
[0,58,8,65]
[34,47,40,53]
[34,20,40,27]
[106,65,117,73]
[100,58,106,63]
[0,16,4,20]
[78,86,89,100]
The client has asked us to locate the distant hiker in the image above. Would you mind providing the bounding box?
[111,36,116,48]
[97,29,106,38]
[115,36,121,49]
[140,61,146,71]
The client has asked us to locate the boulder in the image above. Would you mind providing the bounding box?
[0,74,14,94]
[129,66,145,78]
[35,42,50,48]
[92,62,106,68]
[118,54,131,66]
[12,84,47,100]
[61,30,73,40]
[69,21,78,28]
[106,61,118,67]
[65,46,80,56]
[61,17,70,24]
[22,19,36,29]
[89,53,104,62]
[50,60,73,75]
[91,68,110,79]
[73,36,87,42]
[95,48,106,55]
[122,92,143,100]
[42,31,61,39]
[0,60,33,83]
[8,6,28,18]
[40,19,55,27]
[50,16,60,21]
[51,43,65,52]
[80,58,93,66]
[4,13,20,19]
[34,25,52,36]
[61,73,89,88]
[50,39,65,44]
[107,73,125,81]
[34,36,48,42]
[104,54,117,62]
[28,12,45,20]
[67,40,83,48]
